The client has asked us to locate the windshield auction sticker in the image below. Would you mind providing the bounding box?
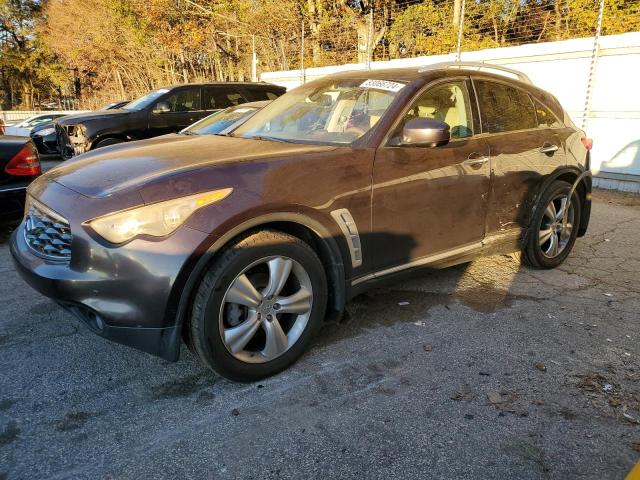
[359,79,406,92]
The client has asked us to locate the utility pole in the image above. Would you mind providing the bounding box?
[455,0,466,61]
[300,21,306,84]
[366,9,373,70]
[582,0,605,130]
[251,34,257,82]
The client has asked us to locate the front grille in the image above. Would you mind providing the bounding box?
[24,199,72,261]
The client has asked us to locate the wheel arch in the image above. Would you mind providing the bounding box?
[528,167,592,238]
[170,212,348,357]
[90,134,128,150]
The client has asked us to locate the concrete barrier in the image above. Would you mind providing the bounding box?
[0,110,88,124]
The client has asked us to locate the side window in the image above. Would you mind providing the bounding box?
[399,80,473,140]
[203,87,248,110]
[248,88,282,101]
[534,100,562,128]
[474,80,537,133]
[164,88,201,112]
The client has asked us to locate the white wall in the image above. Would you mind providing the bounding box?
[261,32,640,179]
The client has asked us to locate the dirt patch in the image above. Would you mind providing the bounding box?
[487,390,529,417]
[575,372,640,424]
[54,412,92,432]
[593,187,640,207]
[150,372,216,400]
[0,421,20,446]
[0,399,16,412]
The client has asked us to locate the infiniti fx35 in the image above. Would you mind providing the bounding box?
[11,63,592,381]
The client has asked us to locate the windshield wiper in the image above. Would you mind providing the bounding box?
[180,130,199,135]
[250,135,291,143]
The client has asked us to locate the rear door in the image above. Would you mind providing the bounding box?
[202,86,249,116]
[473,78,567,239]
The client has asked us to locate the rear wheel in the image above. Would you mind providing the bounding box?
[523,180,581,269]
[190,230,327,382]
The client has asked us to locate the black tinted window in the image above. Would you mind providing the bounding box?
[249,88,283,101]
[164,88,201,112]
[475,80,536,133]
[535,100,562,128]
[203,87,248,110]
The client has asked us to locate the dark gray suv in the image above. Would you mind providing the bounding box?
[11,63,592,381]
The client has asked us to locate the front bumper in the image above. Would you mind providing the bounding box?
[56,124,89,158]
[10,210,210,361]
[32,133,59,155]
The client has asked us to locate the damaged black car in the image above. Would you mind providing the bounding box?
[55,82,286,159]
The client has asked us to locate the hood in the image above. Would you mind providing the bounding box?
[45,134,336,199]
[56,109,130,125]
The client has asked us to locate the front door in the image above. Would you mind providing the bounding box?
[370,79,491,271]
[148,86,203,137]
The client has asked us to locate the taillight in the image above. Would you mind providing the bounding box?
[5,143,41,176]
[581,137,593,151]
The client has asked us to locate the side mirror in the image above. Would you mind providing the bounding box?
[401,118,450,147]
[153,101,171,114]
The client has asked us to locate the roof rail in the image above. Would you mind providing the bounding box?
[420,61,532,84]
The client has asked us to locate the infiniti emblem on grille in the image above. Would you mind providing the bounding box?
[22,203,72,260]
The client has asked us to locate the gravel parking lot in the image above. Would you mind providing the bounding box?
[1,188,639,480]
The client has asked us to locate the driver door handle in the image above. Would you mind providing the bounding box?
[463,153,489,169]
[540,143,559,154]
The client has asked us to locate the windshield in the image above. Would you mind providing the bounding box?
[232,78,403,145]
[182,105,260,135]
[123,89,169,111]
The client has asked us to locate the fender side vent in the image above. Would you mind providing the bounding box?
[330,208,362,268]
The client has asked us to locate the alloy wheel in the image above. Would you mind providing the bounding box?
[218,256,313,363]
[538,193,575,258]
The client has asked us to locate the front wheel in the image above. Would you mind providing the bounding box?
[523,180,581,269]
[189,230,328,382]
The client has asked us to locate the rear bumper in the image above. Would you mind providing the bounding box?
[0,182,29,218]
[578,172,592,237]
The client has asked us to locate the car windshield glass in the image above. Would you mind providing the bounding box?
[182,105,259,135]
[123,89,169,111]
[232,78,403,145]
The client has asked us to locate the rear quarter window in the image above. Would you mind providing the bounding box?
[203,87,248,110]
[247,88,285,101]
[475,80,537,133]
[534,100,563,128]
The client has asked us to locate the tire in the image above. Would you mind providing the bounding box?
[523,180,581,269]
[93,137,124,149]
[190,230,328,382]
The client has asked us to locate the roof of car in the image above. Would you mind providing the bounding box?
[158,82,284,90]
[316,62,533,87]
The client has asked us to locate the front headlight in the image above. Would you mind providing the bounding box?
[34,127,55,137]
[87,188,232,244]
